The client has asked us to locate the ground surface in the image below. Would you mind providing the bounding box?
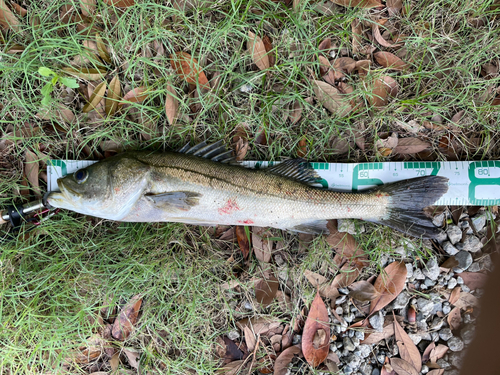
[0,0,499,374]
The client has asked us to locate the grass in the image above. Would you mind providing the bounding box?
[0,0,500,373]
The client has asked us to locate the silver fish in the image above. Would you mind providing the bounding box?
[47,141,449,238]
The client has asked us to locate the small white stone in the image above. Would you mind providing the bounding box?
[447,225,462,244]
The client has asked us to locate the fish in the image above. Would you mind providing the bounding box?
[46,141,449,238]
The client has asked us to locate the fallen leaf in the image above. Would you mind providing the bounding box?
[80,0,96,16]
[289,100,302,124]
[331,261,364,289]
[165,84,179,125]
[369,261,407,315]
[255,275,279,306]
[458,272,488,290]
[102,0,135,6]
[62,66,107,81]
[393,138,431,155]
[262,35,275,67]
[325,221,368,264]
[361,322,395,344]
[369,76,398,107]
[447,306,462,330]
[333,57,356,80]
[0,0,20,31]
[25,150,41,198]
[348,280,378,302]
[236,316,282,336]
[244,326,256,352]
[421,342,435,363]
[252,226,272,263]
[387,0,403,15]
[372,24,401,48]
[96,33,111,63]
[454,292,479,310]
[381,362,396,375]
[121,86,148,103]
[429,344,448,364]
[318,38,331,53]
[170,51,210,90]
[235,226,250,259]
[355,60,371,77]
[274,345,301,375]
[330,0,382,8]
[302,291,329,367]
[374,51,409,71]
[297,137,307,158]
[110,351,120,372]
[83,81,107,113]
[390,358,418,375]
[394,313,421,372]
[351,19,363,54]
[111,294,142,341]
[123,348,140,369]
[105,75,121,117]
[304,270,339,299]
[217,359,246,375]
[221,336,244,363]
[248,31,270,71]
[312,80,352,116]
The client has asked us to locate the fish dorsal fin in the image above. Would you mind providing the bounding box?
[178,140,235,163]
[267,159,322,185]
[146,191,201,212]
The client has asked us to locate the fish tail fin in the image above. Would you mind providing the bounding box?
[370,176,449,239]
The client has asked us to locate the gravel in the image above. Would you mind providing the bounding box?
[437,358,452,369]
[408,333,423,345]
[228,330,240,340]
[472,214,487,232]
[448,337,465,352]
[439,328,453,341]
[453,251,473,273]
[369,312,384,333]
[413,268,426,280]
[417,298,435,316]
[423,259,440,280]
[405,263,414,279]
[460,324,476,345]
[447,277,458,289]
[344,337,356,352]
[443,241,459,256]
[447,225,463,244]
[457,235,483,253]
[393,291,410,309]
[336,295,347,304]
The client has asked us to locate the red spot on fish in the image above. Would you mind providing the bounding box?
[114,187,120,193]
[347,206,352,213]
[218,198,240,215]
[238,219,254,224]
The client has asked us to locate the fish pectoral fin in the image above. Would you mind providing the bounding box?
[267,159,322,185]
[291,220,329,234]
[145,191,202,211]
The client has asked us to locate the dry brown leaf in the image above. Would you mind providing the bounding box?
[458,272,488,290]
[369,262,407,315]
[421,342,435,363]
[304,270,339,299]
[318,38,331,53]
[96,33,111,63]
[0,0,20,31]
[330,0,382,8]
[351,19,363,54]
[333,57,356,80]
[355,60,371,76]
[454,292,479,310]
[289,100,302,124]
[319,55,335,85]
[394,313,421,372]
[83,81,107,113]
[262,35,275,67]
[372,24,401,48]
[121,86,148,103]
[427,370,444,375]
[80,0,96,16]
[70,334,104,364]
[244,326,256,352]
[170,51,210,90]
[297,137,307,158]
[248,31,270,71]
[374,51,409,71]
[393,138,431,155]
[325,221,368,262]
[217,359,246,375]
[36,103,75,125]
[361,322,395,344]
[234,137,249,161]
[62,66,107,81]
[255,275,279,306]
[429,344,448,364]
[252,226,272,263]
[369,76,398,107]
[235,225,250,259]
[105,75,121,117]
[25,150,41,198]
[302,291,330,367]
[165,84,179,126]
[348,280,378,302]
[123,348,140,369]
[390,358,418,375]
[331,262,363,289]
[10,2,26,17]
[274,345,302,375]
[447,306,462,330]
[313,80,352,116]
[111,294,142,341]
[102,0,135,6]
[387,0,402,15]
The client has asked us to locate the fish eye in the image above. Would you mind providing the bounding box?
[74,169,88,184]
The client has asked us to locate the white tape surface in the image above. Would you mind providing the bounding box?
[48,159,500,206]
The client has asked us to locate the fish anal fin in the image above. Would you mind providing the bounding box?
[268,159,322,185]
[292,220,329,234]
[146,191,202,211]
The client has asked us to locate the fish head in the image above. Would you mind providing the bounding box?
[47,154,150,220]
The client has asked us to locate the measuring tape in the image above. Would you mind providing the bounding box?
[48,160,500,206]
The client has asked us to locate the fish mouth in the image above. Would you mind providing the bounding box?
[46,179,81,208]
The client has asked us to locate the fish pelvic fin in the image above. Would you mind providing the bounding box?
[267,159,323,185]
[292,220,329,234]
[145,191,202,212]
[369,176,449,239]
